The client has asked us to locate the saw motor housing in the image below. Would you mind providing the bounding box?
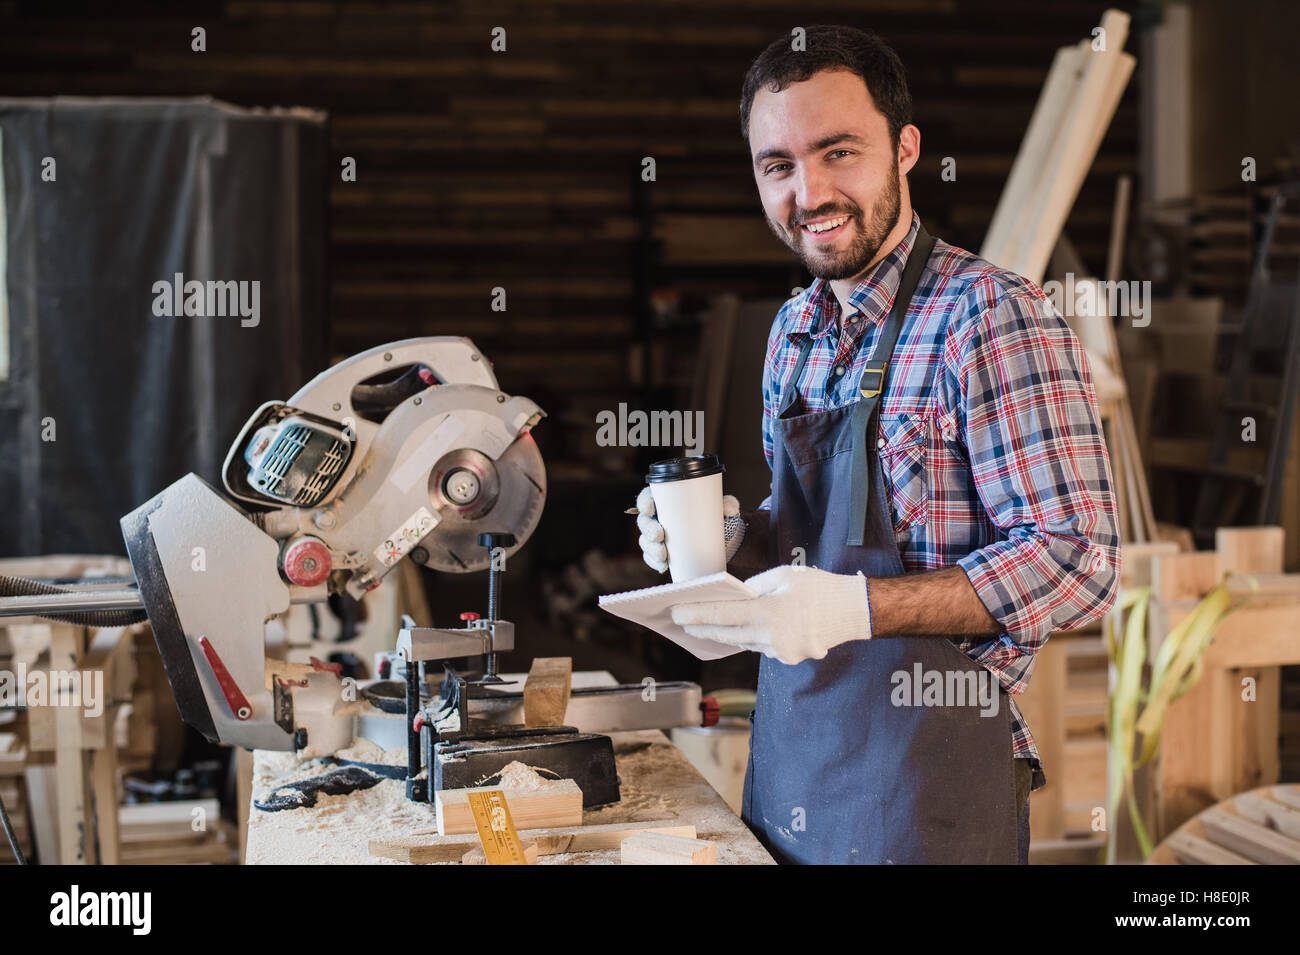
[121,337,547,756]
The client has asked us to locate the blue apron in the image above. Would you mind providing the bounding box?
[742,227,1018,864]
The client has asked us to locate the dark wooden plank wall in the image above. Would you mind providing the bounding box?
[0,0,1138,477]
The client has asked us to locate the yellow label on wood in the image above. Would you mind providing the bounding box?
[466,789,529,865]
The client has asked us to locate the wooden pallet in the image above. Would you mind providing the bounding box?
[1149,784,1300,864]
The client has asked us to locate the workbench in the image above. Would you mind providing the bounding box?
[245,672,775,865]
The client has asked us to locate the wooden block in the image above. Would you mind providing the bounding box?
[369,833,477,864]
[621,831,715,865]
[524,657,572,727]
[1216,526,1284,575]
[521,820,696,855]
[1151,551,1220,603]
[1117,541,1179,589]
[369,820,696,864]
[460,840,539,865]
[435,780,582,835]
[1198,807,1300,864]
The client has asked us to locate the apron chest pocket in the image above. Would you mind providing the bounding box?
[879,411,929,531]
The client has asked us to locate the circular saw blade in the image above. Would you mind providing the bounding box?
[421,431,546,573]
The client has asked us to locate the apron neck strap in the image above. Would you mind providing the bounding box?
[777,225,935,420]
[845,224,935,546]
[855,224,935,407]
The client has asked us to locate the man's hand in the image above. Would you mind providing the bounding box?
[670,565,870,665]
[635,486,746,575]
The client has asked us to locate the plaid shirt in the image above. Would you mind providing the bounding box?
[758,212,1121,785]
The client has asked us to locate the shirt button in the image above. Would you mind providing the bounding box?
[834,365,845,377]
[848,314,859,323]
[876,437,886,449]
[1091,552,1107,573]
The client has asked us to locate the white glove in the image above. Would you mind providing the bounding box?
[670,564,870,665]
[636,486,745,575]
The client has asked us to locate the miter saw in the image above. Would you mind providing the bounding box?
[0,337,717,808]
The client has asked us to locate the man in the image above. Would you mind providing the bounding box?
[635,26,1120,864]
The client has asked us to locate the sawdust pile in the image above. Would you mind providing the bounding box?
[484,761,554,791]
[336,737,407,766]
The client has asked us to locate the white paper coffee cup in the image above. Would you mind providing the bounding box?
[648,455,727,583]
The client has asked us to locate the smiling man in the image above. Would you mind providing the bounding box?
[635,25,1121,864]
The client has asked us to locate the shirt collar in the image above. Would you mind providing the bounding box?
[786,211,922,343]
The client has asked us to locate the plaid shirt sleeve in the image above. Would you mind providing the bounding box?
[949,274,1122,681]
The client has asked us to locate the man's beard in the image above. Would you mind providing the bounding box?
[768,161,901,281]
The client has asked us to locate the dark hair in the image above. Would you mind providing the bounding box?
[739,25,912,148]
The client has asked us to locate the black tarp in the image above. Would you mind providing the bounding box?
[0,97,328,557]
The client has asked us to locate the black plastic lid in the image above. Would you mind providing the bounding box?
[647,454,725,483]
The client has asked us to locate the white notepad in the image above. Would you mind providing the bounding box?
[598,571,758,660]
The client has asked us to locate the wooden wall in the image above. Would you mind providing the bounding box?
[0,0,1138,478]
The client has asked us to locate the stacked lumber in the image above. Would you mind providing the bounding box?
[1143,188,1300,301]
[981,9,1136,286]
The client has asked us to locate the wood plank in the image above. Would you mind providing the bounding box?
[1017,634,1067,841]
[1233,792,1300,840]
[982,44,1085,266]
[1028,835,1105,865]
[369,820,696,864]
[435,781,582,835]
[49,624,89,864]
[1198,807,1300,864]
[621,831,716,865]
[90,744,119,865]
[1018,16,1135,282]
[1165,830,1258,865]
[460,840,540,865]
[1271,787,1300,811]
[1202,604,1300,669]
[523,657,572,727]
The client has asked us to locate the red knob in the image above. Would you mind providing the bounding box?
[459,612,481,622]
[282,537,332,588]
[700,697,720,727]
